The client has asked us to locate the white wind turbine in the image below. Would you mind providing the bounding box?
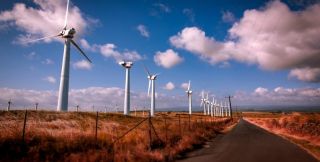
[220,101,224,117]
[26,0,92,111]
[144,66,159,117]
[210,97,214,117]
[119,61,133,115]
[185,81,192,115]
[200,91,206,115]
[206,93,210,116]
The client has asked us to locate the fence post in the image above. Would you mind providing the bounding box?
[188,114,191,130]
[178,114,181,136]
[95,111,98,142]
[22,109,28,142]
[148,112,152,150]
[164,116,168,143]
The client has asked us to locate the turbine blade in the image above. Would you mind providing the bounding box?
[147,80,151,96]
[143,64,151,76]
[202,91,204,98]
[70,39,92,63]
[187,80,190,91]
[25,34,60,43]
[64,0,70,29]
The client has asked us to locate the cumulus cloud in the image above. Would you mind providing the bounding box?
[80,39,143,62]
[222,10,236,23]
[0,0,93,44]
[170,27,228,64]
[43,76,56,84]
[181,82,189,90]
[235,86,320,106]
[73,60,92,70]
[154,49,183,68]
[163,82,175,90]
[170,1,320,82]
[136,24,150,38]
[0,87,189,110]
[289,67,320,82]
[254,87,269,96]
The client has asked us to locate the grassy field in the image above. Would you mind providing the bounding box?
[0,110,235,162]
[244,112,320,160]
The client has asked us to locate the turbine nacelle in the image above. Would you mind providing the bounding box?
[119,61,133,68]
[60,28,76,38]
[148,75,157,80]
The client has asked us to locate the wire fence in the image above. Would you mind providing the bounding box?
[0,110,235,161]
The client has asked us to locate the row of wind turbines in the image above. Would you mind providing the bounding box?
[20,0,232,118]
[200,92,233,117]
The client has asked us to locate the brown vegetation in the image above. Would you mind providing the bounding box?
[244,112,320,160]
[0,110,235,162]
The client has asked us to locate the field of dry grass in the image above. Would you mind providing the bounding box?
[244,111,320,160]
[0,110,235,162]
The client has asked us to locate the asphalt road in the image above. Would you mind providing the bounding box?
[178,119,318,162]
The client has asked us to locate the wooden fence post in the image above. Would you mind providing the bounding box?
[22,109,28,142]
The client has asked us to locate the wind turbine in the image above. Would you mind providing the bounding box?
[7,99,12,111]
[210,97,214,117]
[206,93,210,116]
[26,0,92,112]
[144,66,159,117]
[185,80,192,115]
[35,102,39,111]
[200,91,206,115]
[119,61,133,115]
[220,101,224,117]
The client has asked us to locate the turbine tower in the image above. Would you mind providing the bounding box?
[119,61,133,115]
[144,66,159,117]
[206,93,210,116]
[210,97,214,117]
[185,81,192,115]
[35,102,39,111]
[7,99,12,111]
[200,91,206,115]
[26,0,92,111]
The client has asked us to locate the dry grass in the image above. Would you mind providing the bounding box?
[0,110,235,162]
[244,112,320,160]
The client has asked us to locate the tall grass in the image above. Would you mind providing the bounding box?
[0,111,234,162]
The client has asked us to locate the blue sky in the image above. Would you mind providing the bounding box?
[0,0,319,110]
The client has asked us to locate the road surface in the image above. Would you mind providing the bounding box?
[178,119,318,162]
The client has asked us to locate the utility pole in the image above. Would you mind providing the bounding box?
[226,96,233,119]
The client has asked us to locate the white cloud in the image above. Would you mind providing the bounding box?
[170,27,228,64]
[137,24,150,38]
[73,60,92,70]
[163,82,175,90]
[235,86,320,106]
[0,0,93,44]
[154,49,183,68]
[43,76,56,84]
[0,87,189,110]
[25,52,37,60]
[153,3,171,13]
[80,39,143,62]
[222,10,236,23]
[42,58,54,65]
[254,87,269,96]
[170,1,320,82]
[181,82,189,90]
[289,67,320,82]
[183,8,195,22]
